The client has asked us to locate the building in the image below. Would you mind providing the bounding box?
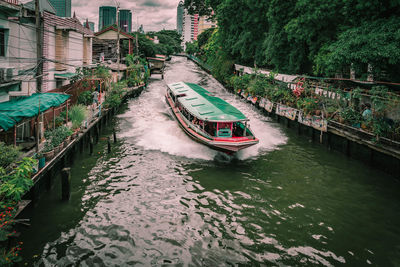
[176,1,184,35]
[119,9,132,33]
[198,16,216,35]
[84,21,95,32]
[98,6,116,31]
[93,25,134,64]
[42,11,94,91]
[182,10,198,45]
[177,2,205,47]
[0,0,56,102]
[48,0,71,17]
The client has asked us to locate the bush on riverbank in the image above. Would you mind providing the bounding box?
[0,157,36,265]
[0,143,20,169]
[104,81,127,109]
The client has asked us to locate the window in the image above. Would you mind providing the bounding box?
[0,28,8,57]
[56,78,63,88]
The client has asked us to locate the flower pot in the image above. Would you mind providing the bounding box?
[64,136,71,147]
[38,157,46,169]
[43,150,54,161]
[58,143,64,152]
[71,131,78,139]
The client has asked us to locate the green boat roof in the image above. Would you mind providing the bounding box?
[167,82,248,122]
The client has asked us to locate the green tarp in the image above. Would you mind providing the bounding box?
[168,82,247,122]
[0,93,70,131]
[54,73,77,79]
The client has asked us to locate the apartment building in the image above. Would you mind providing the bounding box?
[42,11,94,91]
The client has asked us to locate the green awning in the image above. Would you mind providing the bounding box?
[168,82,247,122]
[55,73,77,79]
[0,93,70,131]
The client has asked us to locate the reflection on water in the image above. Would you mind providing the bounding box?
[20,57,400,266]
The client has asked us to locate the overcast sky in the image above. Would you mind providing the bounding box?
[72,0,181,32]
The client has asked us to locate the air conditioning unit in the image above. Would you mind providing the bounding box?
[4,68,15,82]
[0,69,5,83]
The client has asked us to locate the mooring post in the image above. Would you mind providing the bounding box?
[69,150,74,165]
[327,132,331,150]
[105,112,108,127]
[95,125,99,144]
[61,168,71,200]
[79,139,83,154]
[90,137,93,155]
[346,139,351,156]
[45,168,53,192]
[87,130,91,149]
[107,137,111,153]
[311,128,315,141]
[113,128,117,143]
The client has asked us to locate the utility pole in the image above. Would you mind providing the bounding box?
[35,0,42,92]
[116,3,120,78]
[35,0,42,152]
[136,17,139,56]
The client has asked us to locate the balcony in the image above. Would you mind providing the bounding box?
[1,0,19,5]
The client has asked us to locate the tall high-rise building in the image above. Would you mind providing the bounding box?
[119,9,132,33]
[181,9,198,45]
[177,1,184,35]
[98,6,117,31]
[84,21,95,32]
[48,0,71,17]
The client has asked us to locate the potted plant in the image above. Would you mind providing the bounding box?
[36,152,46,169]
[69,105,87,131]
[51,129,64,153]
[63,127,73,146]
[42,142,54,161]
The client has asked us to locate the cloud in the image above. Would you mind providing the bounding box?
[72,0,181,32]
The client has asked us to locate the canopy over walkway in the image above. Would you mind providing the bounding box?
[0,93,70,131]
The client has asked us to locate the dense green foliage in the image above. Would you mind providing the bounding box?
[125,55,149,87]
[104,82,126,109]
[184,0,400,81]
[128,30,182,58]
[77,91,93,106]
[0,143,20,169]
[0,157,35,265]
[69,105,87,130]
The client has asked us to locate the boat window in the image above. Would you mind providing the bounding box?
[204,122,216,137]
[177,94,186,98]
[217,122,232,137]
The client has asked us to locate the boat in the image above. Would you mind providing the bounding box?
[166,82,259,154]
[147,56,165,79]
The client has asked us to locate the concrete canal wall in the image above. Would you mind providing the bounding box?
[187,56,400,179]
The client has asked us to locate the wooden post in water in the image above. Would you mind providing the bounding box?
[95,125,99,144]
[345,139,350,156]
[113,129,117,143]
[327,132,331,150]
[79,139,83,154]
[107,137,111,153]
[61,168,71,200]
[89,137,93,155]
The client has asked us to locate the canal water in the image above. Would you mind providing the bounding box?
[20,57,400,266]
